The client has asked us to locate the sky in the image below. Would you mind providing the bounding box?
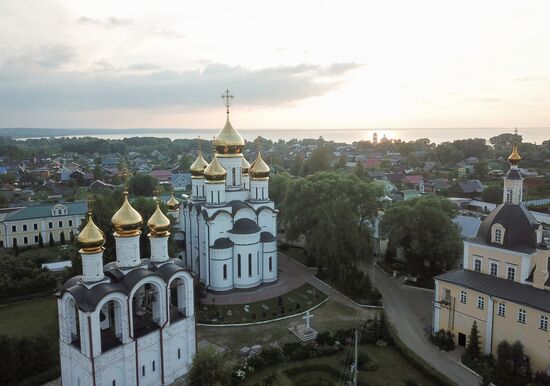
[0,0,549,130]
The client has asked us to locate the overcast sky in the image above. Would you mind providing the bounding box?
[1,0,549,129]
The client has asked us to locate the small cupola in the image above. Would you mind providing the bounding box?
[250,151,270,179]
[204,153,227,182]
[78,211,105,254]
[166,194,180,211]
[111,191,143,237]
[147,198,171,237]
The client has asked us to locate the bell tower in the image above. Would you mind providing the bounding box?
[503,129,523,205]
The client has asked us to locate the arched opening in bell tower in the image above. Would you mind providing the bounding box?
[99,299,124,352]
[66,298,81,349]
[169,278,187,322]
[132,283,161,337]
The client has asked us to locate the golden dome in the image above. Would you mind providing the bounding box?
[189,150,209,177]
[214,115,245,154]
[508,143,522,165]
[111,192,143,237]
[204,153,227,182]
[147,201,171,237]
[242,157,251,175]
[78,212,105,254]
[166,194,180,210]
[250,151,270,179]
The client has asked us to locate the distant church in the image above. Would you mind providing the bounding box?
[57,192,195,386]
[181,91,278,292]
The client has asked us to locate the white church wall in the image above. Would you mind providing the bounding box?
[234,207,256,222]
[210,212,232,238]
[209,252,234,291]
[258,209,276,235]
[233,242,262,288]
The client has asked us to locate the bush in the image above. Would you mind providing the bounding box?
[316,332,335,346]
[430,329,455,351]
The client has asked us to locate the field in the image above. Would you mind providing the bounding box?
[0,297,58,337]
[196,283,328,324]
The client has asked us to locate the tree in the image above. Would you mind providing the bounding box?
[465,321,481,359]
[0,193,8,208]
[334,155,348,169]
[511,340,526,375]
[186,348,231,386]
[38,233,44,248]
[433,142,464,165]
[49,233,55,247]
[12,238,18,257]
[474,160,490,179]
[381,196,462,275]
[482,185,503,204]
[129,174,158,196]
[301,147,332,176]
[59,231,66,245]
[178,154,195,172]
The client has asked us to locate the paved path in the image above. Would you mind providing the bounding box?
[372,264,479,386]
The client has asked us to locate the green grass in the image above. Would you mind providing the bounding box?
[280,246,314,267]
[0,297,58,337]
[197,283,328,324]
[243,344,438,386]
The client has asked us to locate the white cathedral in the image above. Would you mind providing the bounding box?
[180,98,278,292]
[57,193,196,386]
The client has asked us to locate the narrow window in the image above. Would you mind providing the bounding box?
[518,309,526,324]
[232,168,236,185]
[498,302,506,317]
[23,236,28,244]
[34,235,39,243]
[474,259,481,272]
[217,190,220,203]
[23,224,27,231]
[69,220,73,227]
[152,361,155,372]
[540,315,548,331]
[48,222,53,229]
[33,223,38,230]
[210,191,213,203]
[269,256,273,272]
[202,185,205,196]
[507,266,516,281]
[59,220,63,228]
[112,381,116,386]
[490,262,498,276]
[255,187,258,199]
[223,264,227,280]
[460,290,467,304]
[506,189,513,204]
[178,348,181,359]
[494,228,502,243]
[257,254,260,275]
[248,253,252,277]
[477,296,484,309]
[11,225,16,232]
[237,254,241,278]
[142,365,145,377]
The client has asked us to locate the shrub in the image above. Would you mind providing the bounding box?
[430,329,455,351]
[316,331,335,346]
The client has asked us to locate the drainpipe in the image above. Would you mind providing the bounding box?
[87,316,96,386]
[489,295,495,355]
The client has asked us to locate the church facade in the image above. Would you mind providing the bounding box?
[433,143,550,372]
[57,192,195,386]
[181,105,278,292]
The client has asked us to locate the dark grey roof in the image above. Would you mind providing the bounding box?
[229,218,261,234]
[59,259,189,312]
[458,180,484,193]
[476,203,539,253]
[211,237,234,249]
[436,269,550,313]
[260,231,277,242]
[506,169,523,180]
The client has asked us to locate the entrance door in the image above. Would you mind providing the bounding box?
[458,332,466,347]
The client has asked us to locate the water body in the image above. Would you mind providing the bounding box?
[12,127,550,144]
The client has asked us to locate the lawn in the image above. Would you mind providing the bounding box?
[196,283,328,324]
[243,344,438,386]
[279,245,314,267]
[0,297,58,337]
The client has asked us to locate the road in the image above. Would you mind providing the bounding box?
[372,264,479,386]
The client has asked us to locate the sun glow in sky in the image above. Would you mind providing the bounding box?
[1,0,549,129]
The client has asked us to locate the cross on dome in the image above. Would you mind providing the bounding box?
[221,89,234,114]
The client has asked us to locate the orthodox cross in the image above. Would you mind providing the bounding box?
[153,187,161,203]
[302,310,313,329]
[197,135,202,152]
[121,168,129,192]
[87,195,96,215]
[221,89,234,114]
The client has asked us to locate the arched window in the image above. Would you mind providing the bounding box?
[210,191,214,203]
[506,189,513,204]
[99,299,124,352]
[169,278,187,321]
[494,228,502,243]
[237,254,241,277]
[223,264,227,280]
[248,253,252,277]
[269,256,272,272]
[232,168,236,186]
[132,283,161,338]
[202,185,205,197]
[492,225,504,244]
[217,191,220,203]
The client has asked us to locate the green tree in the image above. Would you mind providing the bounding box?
[433,142,465,165]
[465,321,481,359]
[302,147,332,176]
[179,154,195,172]
[0,193,8,208]
[482,185,503,204]
[381,196,462,275]
[60,231,66,245]
[335,154,348,169]
[49,233,55,247]
[129,174,158,196]
[38,233,44,248]
[474,160,490,179]
[12,238,19,257]
[186,348,231,386]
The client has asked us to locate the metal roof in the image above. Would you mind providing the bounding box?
[5,202,87,221]
[436,269,550,313]
[453,215,482,238]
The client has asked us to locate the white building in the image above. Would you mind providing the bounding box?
[57,192,195,386]
[181,108,278,292]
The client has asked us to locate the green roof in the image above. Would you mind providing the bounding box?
[5,202,88,221]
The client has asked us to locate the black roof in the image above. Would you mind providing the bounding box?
[436,269,550,313]
[228,218,261,234]
[506,169,523,180]
[211,237,234,249]
[59,259,189,312]
[260,231,277,242]
[475,203,539,253]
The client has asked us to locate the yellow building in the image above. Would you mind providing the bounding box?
[433,144,550,373]
[1,202,87,248]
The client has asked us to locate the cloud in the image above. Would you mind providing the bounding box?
[515,76,547,82]
[77,16,132,29]
[127,63,162,71]
[1,45,76,70]
[0,62,360,111]
[150,27,185,40]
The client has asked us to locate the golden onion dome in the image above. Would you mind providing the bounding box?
[78,212,105,253]
[111,192,143,237]
[189,150,209,177]
[214,115,245,154]
[250,151,270,179]
[204,153,227,182]
[147,201,171,237]
[166,194,180,210]
[242,157,251,175]
[508,143,522,165]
